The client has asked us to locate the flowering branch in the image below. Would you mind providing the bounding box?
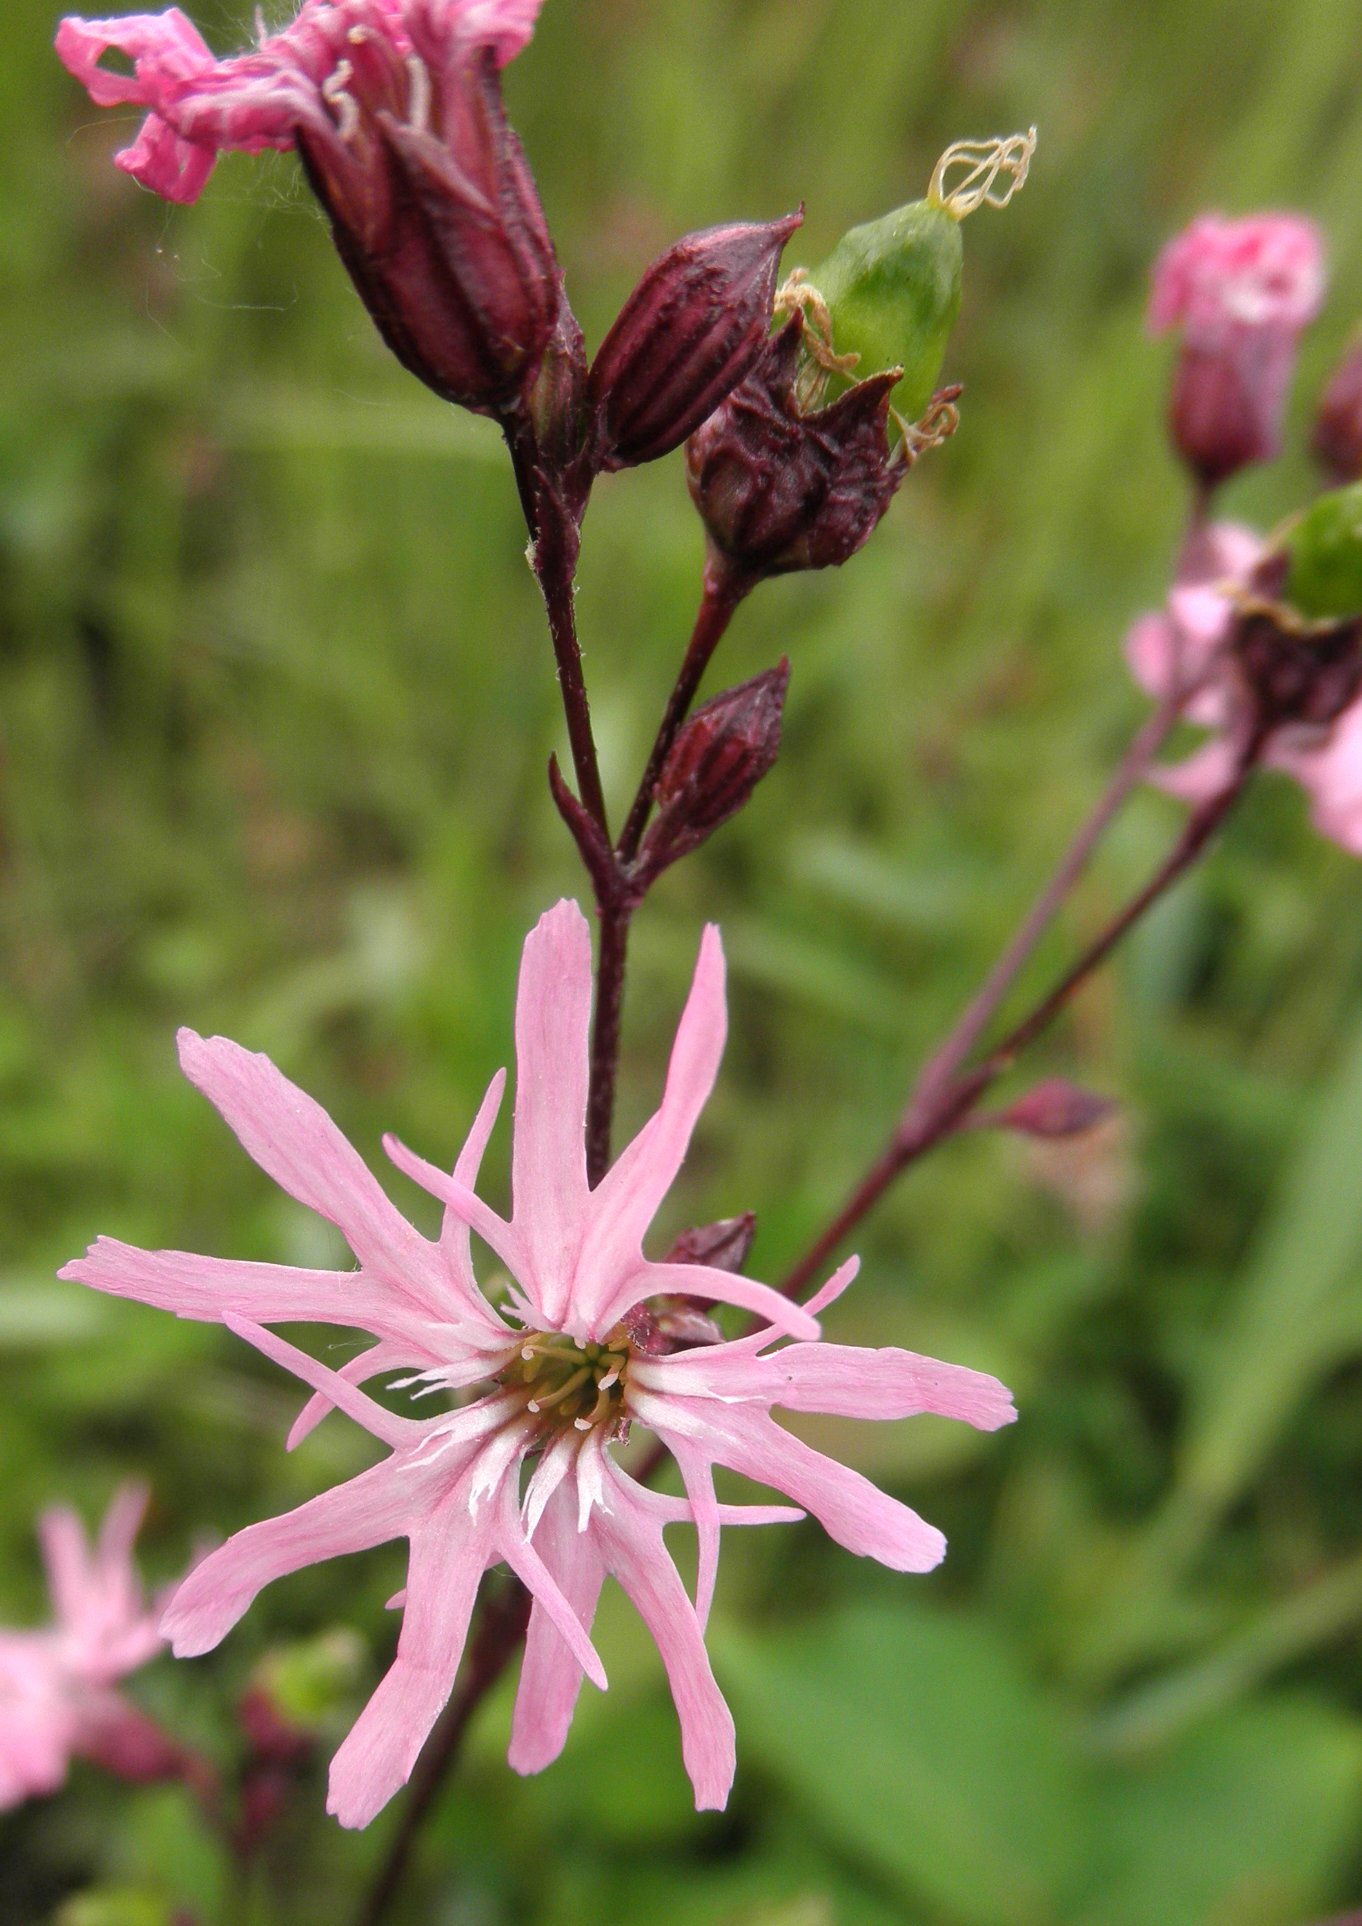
[781,721,1271,1299]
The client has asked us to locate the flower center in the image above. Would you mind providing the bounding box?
[505,1329,632,1437]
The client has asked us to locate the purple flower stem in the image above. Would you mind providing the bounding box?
[616,559,753,864]
[780,721,1267,1301]
[586,560,751,1181]
[506,422,610,840]
[586,898,631,1185]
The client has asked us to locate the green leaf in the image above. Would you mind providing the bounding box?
[716,1600,1087,1926]
[1077,1697,1362,1926]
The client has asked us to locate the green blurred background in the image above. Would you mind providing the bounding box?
[7,0,1362,1919]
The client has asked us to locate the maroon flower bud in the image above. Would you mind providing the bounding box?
[686,316,959,579]
[299,49,561,414]
[589,213,803,470]
[1148,214,1325,488]
[997,1080,1117,1141]
[635,662,789,881]
[665,1212,757,1275]
[1313,332,1362,485]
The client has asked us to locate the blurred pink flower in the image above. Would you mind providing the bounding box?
[1126,521,1362,854]
[56,0,543,203]
[1148,213,1325,485]
[0,1486,178,1807]
[63,900,1015,1826]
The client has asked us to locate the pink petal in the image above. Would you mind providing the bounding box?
[59,1238,395,1332]
[55,9,212,109]
[596,1259,819,1344]
[574,926,727,1320]
[592,1470,735,1811]
[94,1482,150,1575]
[1125,613,1180,700]
[641,1397,946,1574]
[769,1344,1016,1431]
[508,1482,607,1778]
[508,902,593,1322]
[669,1439,721,1628]
[327,1498,493,1829]
[1151,737,1242,804]
[176,1031,453,1316]
[37,1508,91,1631]
[435,0,547,65]
[287,1339,421,1451]
[162,1458,416,1659]
[223,1315,425,1451]
[441,1068,507,1283]
[494,1486,607,1693]
[382,1134,527,1289]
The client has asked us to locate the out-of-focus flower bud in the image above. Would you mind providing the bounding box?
[1222,500,1362,730]
[996,1080,1117,1140]
[588,214,803,470]
[635,663,789,880]
[686,316,960,580]
[1148,213,1325,488]
[793,129,1035,422]
[1312,332,1362,485]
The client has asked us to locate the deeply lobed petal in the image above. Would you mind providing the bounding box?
[637,1393,947,1575]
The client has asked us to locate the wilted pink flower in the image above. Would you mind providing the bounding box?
[56,0,558,409]
[1126,521,1362,853]
[63,901,1015,1826]
[1148,213,1325,485]
[0,1486,180,1807]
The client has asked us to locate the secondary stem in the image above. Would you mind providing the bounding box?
[781,729,1265,1299]
[616,559,751,864]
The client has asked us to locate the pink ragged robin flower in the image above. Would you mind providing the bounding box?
[56,0,559,410]
[1126,521,1362,854]
[0,1486,185,1808]
[1148,213,1325,486]
[61,901,1016,1827]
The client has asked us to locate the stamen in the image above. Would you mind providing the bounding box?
[928,128,1037,220]
[406,55,433,136]
[322,60,360,142]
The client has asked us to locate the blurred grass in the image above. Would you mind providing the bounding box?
[7,0,1362,1919]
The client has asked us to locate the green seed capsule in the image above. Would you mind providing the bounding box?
[809,199,964,421]
[789,129,1035,425]
[1283,481,1362,622]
